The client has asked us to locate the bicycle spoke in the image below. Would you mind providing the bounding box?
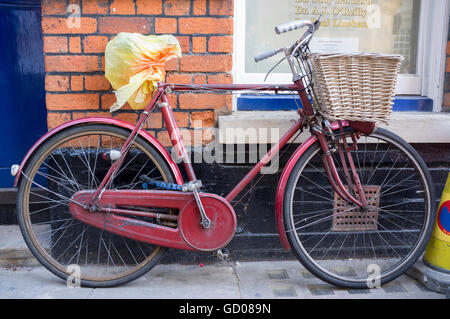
[287,129,433,286]
[18,127,169,286]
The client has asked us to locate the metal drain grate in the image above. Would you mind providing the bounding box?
[332,185,380,232]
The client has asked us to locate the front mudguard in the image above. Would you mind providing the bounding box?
[275,120,375,251]
[13,117,184,187]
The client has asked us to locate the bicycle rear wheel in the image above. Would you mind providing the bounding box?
[283,127,435,288]
[16,124,176,287]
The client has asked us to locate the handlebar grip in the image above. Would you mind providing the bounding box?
[275,20,314,34]
[254,48,282,63]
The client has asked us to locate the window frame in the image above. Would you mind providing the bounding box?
[232,0,450,112]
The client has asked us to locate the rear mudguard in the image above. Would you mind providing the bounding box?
[13,117,184,187]
[275,120,375,251]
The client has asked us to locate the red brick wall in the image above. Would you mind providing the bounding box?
[42,0,234,146]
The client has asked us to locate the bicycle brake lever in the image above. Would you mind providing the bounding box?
[264,56,287,82]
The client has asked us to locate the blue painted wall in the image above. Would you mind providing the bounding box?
[0,0,47,187]
[237,94,433,112]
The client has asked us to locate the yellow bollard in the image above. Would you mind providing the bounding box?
[407,172,450,295]
[424,173,450,272]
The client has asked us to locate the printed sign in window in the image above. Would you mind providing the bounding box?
[245,0,420,75]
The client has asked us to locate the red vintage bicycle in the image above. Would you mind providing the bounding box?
[14,18,436,289]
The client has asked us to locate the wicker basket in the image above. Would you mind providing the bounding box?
[306,52,403,124]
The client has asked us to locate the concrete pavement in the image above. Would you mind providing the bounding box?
[0,224,447,300]
[0,260,446,299]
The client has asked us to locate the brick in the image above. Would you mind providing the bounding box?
[101,56,106,72]
[210,0,233,16]
[179,93,231,110]
[71,75,84,91]
[177,36,190,54]
[192,37,206,53]
[45,75,70,92]
[157,129,193,147]
[193,74,206,84]
[164,0,190,15]
[85,75,111,91]
[180,55,232,72]
[447,41,450,55]
[46,93,99,110]
[193,0,207,15]
[445,92,450,107]
[191,110,215,127]
[47,112,72,130]
[69,37,81,53]
[42,0,66,15]
[114,112,138,124]
[192,127,216,146]
[110,0,135,15]
[101,93,132,110]
[68,1,82,7]
[101,93,116,110]
[191,128,212,146]
[83,36,109,53]
[145,113,162,129]
[45,55,99,72]
[166,73,192,83]
[155,18,177,34]
[207,73,233,84]
[43,36,68,53]
[166,94,178,108]
[82,0,109,14]
[447,57,450,73]
[136,0,162,15]
[165,59,178,72]
[145,130,156,137]
[72,112,87,120]
[215,103,232,116]
[42,17,97,34]
[173,112,189,127]
[208,36,233,53]
[179,17,233,34]
[99,17,152,34]
[67,1,82,16]
[156,131,171,147]
[86,111,111,118]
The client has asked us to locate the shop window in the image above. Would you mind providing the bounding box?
[234,0,448,111]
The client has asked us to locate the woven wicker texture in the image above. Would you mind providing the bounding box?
[306,53,403,124]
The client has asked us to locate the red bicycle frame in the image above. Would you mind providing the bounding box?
[88,79,372,211]
[60,78,376,252]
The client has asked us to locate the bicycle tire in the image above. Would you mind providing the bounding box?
[283,127,436,289]
[17,124,176,287]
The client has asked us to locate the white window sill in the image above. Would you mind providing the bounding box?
[218,111,450,144]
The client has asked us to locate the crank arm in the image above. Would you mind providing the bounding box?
[139,175,211,228]
[193,188,212,229]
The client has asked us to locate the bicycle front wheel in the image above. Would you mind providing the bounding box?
[17,124,176,287]
[283,127,435,288]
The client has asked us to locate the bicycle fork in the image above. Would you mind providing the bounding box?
[313,122,368,209]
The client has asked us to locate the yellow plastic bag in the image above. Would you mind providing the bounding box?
[105,33,182,112]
